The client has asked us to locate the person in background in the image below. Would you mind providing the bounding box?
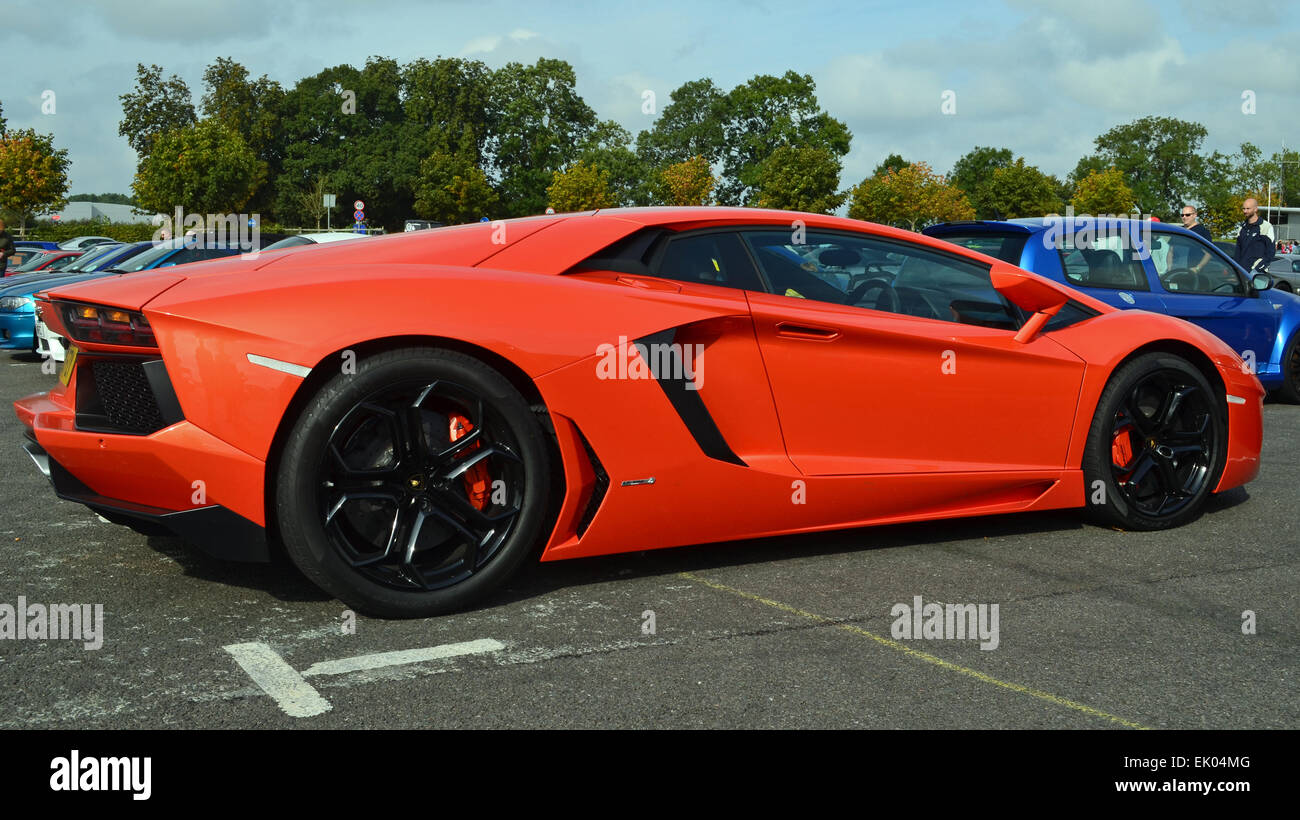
[0,220,15,270]
[1235,198,1275,273]
[1179,205,1212,242]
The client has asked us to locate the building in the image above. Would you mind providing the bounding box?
[38,202,160,225]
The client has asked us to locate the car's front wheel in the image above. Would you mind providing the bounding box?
[1279,332,1300,404]
[1082,352,1226,531]
[275,347,552,617]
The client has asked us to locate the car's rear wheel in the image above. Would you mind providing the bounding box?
[276,347,552,617]
[1279,332,1300,404]
[1082,353,1226,531]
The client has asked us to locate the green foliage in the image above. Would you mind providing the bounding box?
[547,161,614,212]
[67,192,137,206]
[638,72,849,206]
[848,162,974,231]
[489,59,600,217]
[872,153,909,178]
[578,121,650,207]
[755,145,845,213]
[132,119,266,214]
[950,146,1013,218]
[414,151,498,224]
[1087,116,1209,218]
[984,158,1063,218]
[1070,168,1135,215]
[0,129,71,230]
[23,219,158,243]
[657,156,715,206]
[118,64,197,157]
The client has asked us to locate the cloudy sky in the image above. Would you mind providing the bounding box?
[2,0,1296,197]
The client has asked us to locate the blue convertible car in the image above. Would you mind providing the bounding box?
[924,217,1300,402]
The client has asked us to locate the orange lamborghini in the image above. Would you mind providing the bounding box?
[14,208,1264,616]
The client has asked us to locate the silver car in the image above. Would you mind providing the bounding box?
[1266,253,1300,293]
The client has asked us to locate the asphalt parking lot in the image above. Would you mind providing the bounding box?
[0,351,1295,730]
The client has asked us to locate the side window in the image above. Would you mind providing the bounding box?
[1153,234,1245,295]
[653,232,762,290]
[743,230,1018,330]
[1056,233,1149,291]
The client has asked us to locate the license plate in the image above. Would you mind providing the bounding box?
[59,346,78,386]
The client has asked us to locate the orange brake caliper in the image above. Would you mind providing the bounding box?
[449,414,490,510]
[1111,428,1135,473]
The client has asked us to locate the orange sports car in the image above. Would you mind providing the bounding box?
[15,208,1264,616]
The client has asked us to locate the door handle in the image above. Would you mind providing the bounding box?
[775,322,841,341]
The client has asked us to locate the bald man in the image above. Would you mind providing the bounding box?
[1234,198,1275,273]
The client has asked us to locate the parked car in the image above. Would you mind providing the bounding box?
[14,240,60,251]
[4,249,82,276]
[1265,254,1300,293]
[0,266,116,351]
[33,239,245,362]
[56,235,117,250]
[16,208,1264,616]
[260,232,370,251]
[925,218,1300,401]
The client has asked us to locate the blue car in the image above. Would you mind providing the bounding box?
[924,217,1300,402]
[2,237,246,354]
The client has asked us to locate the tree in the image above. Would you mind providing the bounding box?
[637,72,849,206]
[487,58,600,217]
[984,158,1063,218]
[402,57,496,167]
[0,129,71,230]
[950,146,1014,218]
[547,161,614,212]
[132,119,265,214]
[0,100,6,135]
[67,193,137,206]
[274,59,412,230]
[658,156,715,206]
[635,79,728,171]
[414,150,498,225]
[200,57,285,214]
[1070,168,1135,215]
[714,71,850,206]
[847,162,974,231]
[118,64,197,157]
[872,153,909,178]
[755,145,845,213]
[1086,116,1209,218]
[577,120,650,207]
[287,175,331,229]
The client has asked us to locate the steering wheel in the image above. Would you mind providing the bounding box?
[847,278,900,312]
[1163,267,1207,293]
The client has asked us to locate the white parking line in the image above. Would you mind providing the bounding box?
[301,639,504,677]
[223,642,331,718]
[224,638,504,717]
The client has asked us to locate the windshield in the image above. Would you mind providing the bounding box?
[114,242,177,272]
[62,244,122,272]
[11,252,64,272]
[927,232,1029,265]
[261,236,313,251]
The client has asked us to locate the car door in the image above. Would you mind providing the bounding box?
[1145,229,1280,367]
[741,228,1086,476]
[1048,229,1168,313]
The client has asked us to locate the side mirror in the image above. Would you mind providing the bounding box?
[1251,272,1272,291]
[989,264,1069,343]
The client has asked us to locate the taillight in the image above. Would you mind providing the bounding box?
[60,302,157,347]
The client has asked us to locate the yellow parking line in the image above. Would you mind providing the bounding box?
[678,571,1150,730]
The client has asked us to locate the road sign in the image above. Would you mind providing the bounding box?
[353,200,364,211]
[323,194,336,208]
[353,210,365,221]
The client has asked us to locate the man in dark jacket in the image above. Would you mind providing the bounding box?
[1178,206,1213,242]
[1234,198,1275,273]
[0,220,15,271]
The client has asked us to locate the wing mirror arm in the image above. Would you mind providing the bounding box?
[989,264,1070,344]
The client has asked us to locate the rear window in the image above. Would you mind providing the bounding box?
[930,232,1028,265]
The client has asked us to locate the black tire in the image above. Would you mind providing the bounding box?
[1082,352,1226,531]
[275,347,552,617]
[1279,332,1300,404]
